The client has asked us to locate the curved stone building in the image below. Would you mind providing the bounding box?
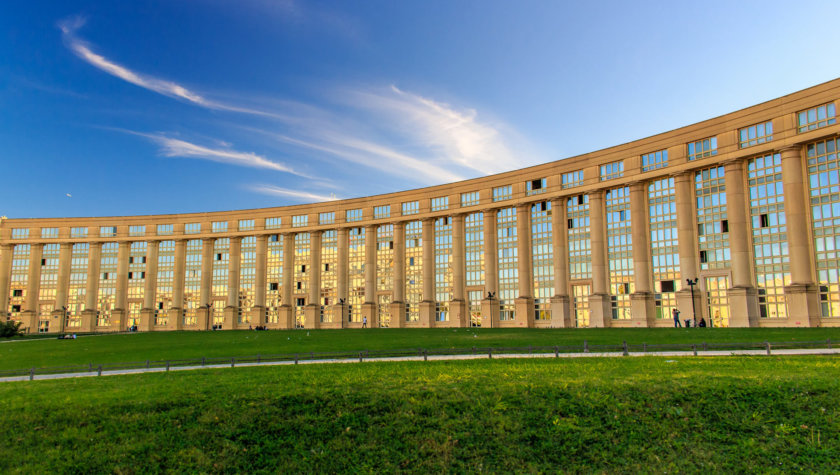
[2,79,840,332]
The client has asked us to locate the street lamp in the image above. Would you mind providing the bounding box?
[685,278,698,326]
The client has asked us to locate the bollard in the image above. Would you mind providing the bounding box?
[692,344,697,356]
[29,368,35,381]
[294,354,299,365]
[584,340,589,353]
[146,360,150,369]
[231,357,235,368]
[488,347,493,359]
[766,342,771,356]
[423,349,428,361]
[622,341,628,356]
[97,365,103,376]
[554,346,559,358]
[359,352,363,363]
[166,361,170,372]
[202,357,206,367]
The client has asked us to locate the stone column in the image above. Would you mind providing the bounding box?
[304,231,321,329]
[279,233,295,329]
[588,190,611,327]
[361,225,378,327]
[223,237,241,329]
[81,243,101,332]
[142,240,160,331]
[390,223,405,327]
[629,182,655,327]
[450,214,467,327]
[481,210,499,328]
[514,204,534,327]
[0,244,12,319]
[335,227,348,327]
[197,238,215,331]
[112,242,130,331]
[167,239,187,330]
[22,243,43,332]
[780,145,820,326]
[252,234,268,327]
[724,160,759,327]
[53,242,73,333]
[674,172,701,323]
[419,218,435,327]
[550,199,572,327]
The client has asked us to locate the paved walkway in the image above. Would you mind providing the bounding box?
[2,347,838,383]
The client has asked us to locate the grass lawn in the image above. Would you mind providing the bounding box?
[2,327,840,370]
[1,356,838,472]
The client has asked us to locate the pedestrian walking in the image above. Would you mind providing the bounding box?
[672,308,681,327]
[362,316,367,328]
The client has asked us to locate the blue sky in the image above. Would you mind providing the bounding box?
[2,0,840,218]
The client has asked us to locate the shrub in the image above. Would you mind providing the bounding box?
[0,320,24,338]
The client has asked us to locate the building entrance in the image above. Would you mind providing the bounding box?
[573,284,590,328]
[704,276,730,327]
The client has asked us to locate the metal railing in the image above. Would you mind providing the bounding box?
[0,339,835,381]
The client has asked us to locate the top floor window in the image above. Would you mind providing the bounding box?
[40,228,59,239]
[70,227,88,238]
[688,137,717,161]
[431,196,449,211]
[739,121,773,148]
[11,228,29,239]
[798,103,836,133]
[493,185,512,202]
[238,219,254,231]
[641,149,668,172]
[319,212,335,225]
[265,217,282,229]
[346,209,363,222]
[402,201,419,215]
[600,161,624,181]
[562,170,584,188]
[129,225,145,237]
[157,224,173,236]
[526,178,547,195]
[460,191,480,207]
[212,221,228,233]
[100,226,117,237]
[374,205,390,219]
[292,215,308,227]
[185,223,201,234]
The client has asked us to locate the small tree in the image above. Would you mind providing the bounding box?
[0,320,24,338]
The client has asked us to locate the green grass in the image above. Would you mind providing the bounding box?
[1,356,838,473]
[2,327,840,370]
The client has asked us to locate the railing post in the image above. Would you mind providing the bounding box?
[554,346,559,358]
[643,343,647,353]
[231,357,235,368]
[703,342,707,351]
[146,360,150,369]
[423,349,428,361]
[622,341,628,356]
[766,341,771,355]
[828,338,832,349]
[359,352,363,363]
[257,354,261,363]
[166,361,170,372]
[97,365,102,376]
[29,368,34,381]
[88,363,93,372]
[692,344,697,356]
[488,347,493,359]
[294,354,299,365]
[584,340,589,353]
[202,357,206,367]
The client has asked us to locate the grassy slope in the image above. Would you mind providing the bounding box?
[2,327,840,370]
[1,357,838,473]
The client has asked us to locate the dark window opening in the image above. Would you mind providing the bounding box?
[568,218,574,229]
[699,250,708,263]
[759,214,769,228]
[660,280,675,293]
[721,220,729,233]
[269,282,278,291]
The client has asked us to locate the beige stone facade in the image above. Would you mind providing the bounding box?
[2,79,840,332]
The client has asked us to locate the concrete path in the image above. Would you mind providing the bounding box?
[2,347,838,383]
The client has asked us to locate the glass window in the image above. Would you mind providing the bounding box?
[492,185,512,202]
[687,137,718,161]
[739,121,773,148]
[185,223,201,234]
[157,224,174,236]
[641,150,668,172]
[211,221,228,233]
[562,170,584,189]
[40,228,59,239]
[460,192,480,207]
[402,201,419,216]
[431,196,449,212]
[238,219,254,231]
[292,215,308,227]
[319,212,335,225]
[70,227,88,238]
[265,217,282,229]
[600,161,624,181]
[346,209,363,222]
[526,178,547,195]
[129,225,145,237]
[374,205,390,219]
[100,226,117,237]
[798,103,836,133]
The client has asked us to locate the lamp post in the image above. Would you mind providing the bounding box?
[686,278,698,327]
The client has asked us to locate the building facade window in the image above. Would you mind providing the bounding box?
[374,205,390,219]
[238,219,254,231]
[212,221,228,233]
[532,202,553,321]
[405,221,422,322]
[157,224,173,236]
[319,212,335,225]
[70,227,88,238]
[562,170,584,189]
[96,242,119,327]
[265,217,282,229]
[348,227,365,323]
[568,195,591,280]
[641,150,668,172]
[688,137,718,161]
[319,231,337,323]
[798,103,836,133]
[185,223,201,234]
[128,225,145,237]
[11,229,29,239]
[402,201,419,216]
[183,240,202,326]
[155,241,176,325]
[434,217,452,322]
[497,208,517,321]
[606,187,633,320]
[648,177,680,319]
[292,215,308,228]
[40,228,59,239]
[346,209,363,222]
[696,166,730,272]
[431,196,449,212]
[66,243,88,328]
[211,238,230,327]
[293,233,309,328]
[739,121,773,148]
[376,225,394,328]
[127,242,147,327]
[807,138,840,317]
[265,234,284,324]
[100,226,117,238]
[460,192,480,207]
[493,185,513,202]
[465,213,485,287]
[526,178,547,196]
[600,161,624,181]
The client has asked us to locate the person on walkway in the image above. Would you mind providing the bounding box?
[672,308,681,327]
[698,317,707,328]
[362,316,367,328]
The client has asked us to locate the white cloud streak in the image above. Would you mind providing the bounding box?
[249,185,338,203]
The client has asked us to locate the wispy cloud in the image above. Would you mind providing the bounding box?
[249,184,338,202]
[122,130,306,176]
